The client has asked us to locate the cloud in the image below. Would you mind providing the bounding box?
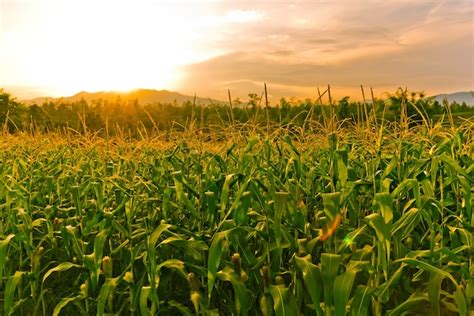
[2,0,472,99]
[178,0,473,100]
[200,9,264,26]
[180,35,473,100]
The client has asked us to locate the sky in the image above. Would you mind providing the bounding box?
[0,0,473,101]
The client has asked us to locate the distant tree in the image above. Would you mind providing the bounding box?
[0,89,23,131]
[337,96,350,120]
[431,100,442,116]
[248,93,261,110]
[1,87,473,135]
[233,97,242,107]
[29,104,48,131]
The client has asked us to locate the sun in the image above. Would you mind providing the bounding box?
[46,1,187,94]
[1,0,213,97]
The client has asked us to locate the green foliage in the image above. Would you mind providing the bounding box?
[0,118,472,314]
[0,88,473,135]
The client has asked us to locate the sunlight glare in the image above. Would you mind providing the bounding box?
[1,0,215,96]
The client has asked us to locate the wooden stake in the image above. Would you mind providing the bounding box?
[360,85,370,130]
[227,89,234,125]
[264,83,270,133]
[370,87,378,129]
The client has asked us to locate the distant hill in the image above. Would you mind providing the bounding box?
[22,89,474,106]
[25,89,224,105]
[434,91,474,105]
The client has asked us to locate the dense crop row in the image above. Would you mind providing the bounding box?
[0,124,473,315]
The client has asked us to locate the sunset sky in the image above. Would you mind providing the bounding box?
[1,0,473,101]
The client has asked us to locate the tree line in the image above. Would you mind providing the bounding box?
[0,88,472,135]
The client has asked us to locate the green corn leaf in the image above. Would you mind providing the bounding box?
[336,150,348,188]
[386,292,428,316]
[52,296,82,316]
[322,192,341,221]
[149,223,173,249]
[294,254,323,315]
[376,264,406,303]
[42,262,83,284]
[274,191,289,268]
[391,179,421,210]
[208,231,226,302]
[365,214,391,277]
[269,284,298,316]
[334,269,356,316]
[438,154,468,177]
[373,193,393,224]
[393,258,457,285]
[208,228,245,302]
[216,266,251,316]
[350,285,373,316]
[172,171,199,218]
[4,271,25,316]
[454,285,467,316]
[427,272,444,316]
[84,253,99,292]
[382,157,398,179]
[97,277,118,316]
[338,225,367,253]
[391,207,420,236]
[140,286,151,316]
[466,278,474,300]
[94,229,109,262]
[168,300,193,316]
[320,253,341,313]
[0,234,15,289]
[220,174,236,219]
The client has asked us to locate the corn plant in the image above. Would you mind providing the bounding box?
[0,118,472,315]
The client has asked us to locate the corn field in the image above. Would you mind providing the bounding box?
[0,119,473,315]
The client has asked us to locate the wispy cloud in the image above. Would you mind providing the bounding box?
[200,9,264,26]
[179,0,473,99]
[1,0,472,99]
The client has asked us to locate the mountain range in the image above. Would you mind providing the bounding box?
[433,91,474,105]
[23,89,474,106]
[25,89,223,105]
